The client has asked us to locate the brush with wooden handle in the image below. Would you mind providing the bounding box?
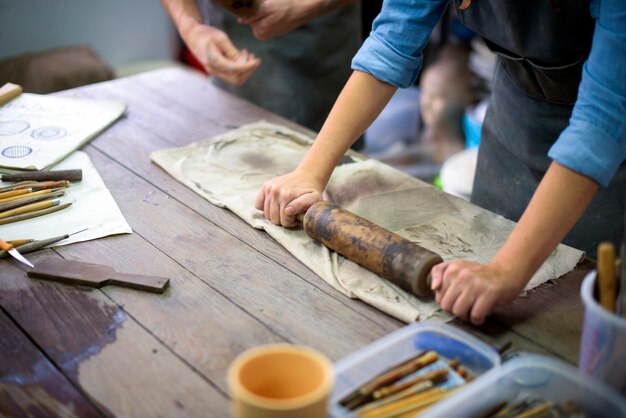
[298,201,443,297]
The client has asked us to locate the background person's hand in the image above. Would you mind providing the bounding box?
[186,24,261,85]
[255,169,324,227]
[237,0,318,40]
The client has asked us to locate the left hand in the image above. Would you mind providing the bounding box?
[237,0,317,40]
[430,260,527,325]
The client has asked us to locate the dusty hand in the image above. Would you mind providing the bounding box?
[255,170,324,227]
[186,24,261,85]
[430,260,527,325]
[237,0,316,40]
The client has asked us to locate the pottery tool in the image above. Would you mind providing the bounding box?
[0,229,88,260]
[597,242,617,312]
[300,201,443,297]
[28,257,170,293]
[0,189,65,212]
[0,202,72,225]
[0,198,61,220]
[1,180,71,192]
[0,82,22,106]
[0,229,88,259]
[0,188,64,204]
[0,169,82,183]
[0,237,34,268]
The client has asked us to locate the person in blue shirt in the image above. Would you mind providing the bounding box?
[255,0,626,325]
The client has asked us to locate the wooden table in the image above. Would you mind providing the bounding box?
[0,68,592,417]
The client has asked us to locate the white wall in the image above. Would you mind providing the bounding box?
[0,0,179,70]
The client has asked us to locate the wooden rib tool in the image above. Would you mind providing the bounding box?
[28,257,170,293]
[300,201,443,296]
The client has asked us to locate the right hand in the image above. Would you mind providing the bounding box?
[255,170,324,227]
[185,24,261,85]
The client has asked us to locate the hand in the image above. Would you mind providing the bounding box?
[255,169,324,227]
[430,260,528,325]
[237,0,317,40]
[185,24,261,85]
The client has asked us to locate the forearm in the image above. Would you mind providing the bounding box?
[297,70,397,186]
[160,0,204,41]
[492,161,599,285]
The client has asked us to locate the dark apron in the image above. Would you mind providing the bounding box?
[454,0,626,257]
[205,1,361,134]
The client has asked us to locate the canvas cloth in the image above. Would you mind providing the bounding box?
[151,121,583,323]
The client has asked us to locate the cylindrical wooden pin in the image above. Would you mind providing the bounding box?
[303,201,442,297]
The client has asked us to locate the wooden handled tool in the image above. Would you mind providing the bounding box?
[301,201,443,297]
[0,169,82,183]
[0,82,22,106]
[597,242,617,312]
[28,257,170,293]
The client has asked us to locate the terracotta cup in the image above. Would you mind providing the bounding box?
[227,344,334,418]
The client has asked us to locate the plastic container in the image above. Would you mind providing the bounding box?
[580,270,626,396]
[422,354,626,418]
[330,321,501,417]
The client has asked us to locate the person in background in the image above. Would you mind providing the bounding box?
[255,0,626,325]
[160,0,362,134]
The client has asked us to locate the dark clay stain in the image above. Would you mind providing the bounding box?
[239,152,276,170]
[326,170,402,206]
[2,285,125,382]
[0,297,114,417]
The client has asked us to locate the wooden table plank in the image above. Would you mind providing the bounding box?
[0,254,231,417]
[0,308,105,418]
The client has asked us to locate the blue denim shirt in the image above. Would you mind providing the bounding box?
[352,0,626,187]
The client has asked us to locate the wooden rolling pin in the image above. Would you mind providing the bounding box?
[301,201,443,296]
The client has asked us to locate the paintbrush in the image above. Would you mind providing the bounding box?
[0,188,65,204]
[0,181,36,193]
[0,180,70,192]
[341,350,434,409]
[372,368,448,399]
[0,202,72,225]
[597,242,617,312]
[0,189,66,212]
[0,198,61,220]
[0,228,88,259]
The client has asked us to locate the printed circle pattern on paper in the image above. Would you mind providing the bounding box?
[2,145,33,158]
[31,126,67,140]
[0,120,30,136]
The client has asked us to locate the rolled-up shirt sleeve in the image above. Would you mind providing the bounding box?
[548,0,626,187]
[352,0,448,88]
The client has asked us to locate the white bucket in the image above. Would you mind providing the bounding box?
[579,271,626,396]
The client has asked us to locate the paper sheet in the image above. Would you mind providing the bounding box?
[1,151,132,246]
[0,93,126,171]
[150,121,583,323]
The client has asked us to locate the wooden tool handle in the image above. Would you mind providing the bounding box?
[0,238,14,252]
[598,242,617,312]
[1,169,83,183]
[303,201,443,296]
[0,82,22,106]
